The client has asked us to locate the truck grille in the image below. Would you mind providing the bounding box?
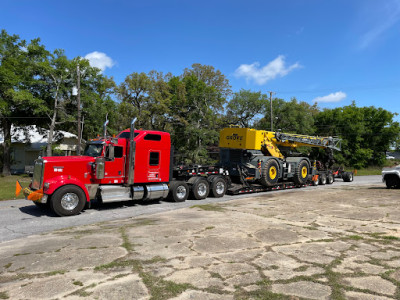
[32,159,44,190]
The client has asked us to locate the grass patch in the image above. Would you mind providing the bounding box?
[13,253,31,257]
[205,226,215,230]
[120,228,133,252]
[73,280,83,286]
[143,256,168,265]
[43,270,66,277]
[190,204,225,212]
[140,271,193,300]
[3,263,12,269]
[0,291,9,299]
[0,175,32,201]
[68,283,96,297]
[382,235,400,241]
[235,279,290,299]
[94,259,141,271]
[345,235,364,241]
[293,265,309,272]
[354,167,383,176]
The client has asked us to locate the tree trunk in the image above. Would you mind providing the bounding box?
[2,119,12,176]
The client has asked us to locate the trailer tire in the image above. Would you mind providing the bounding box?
[294,160,309,185]
[260,159,280,187]
[343,172,354,182]
[191,178,210,200]
[50,185,86,217]
[319,174,327,185]
[210,176,227,198]
[312,176,319,186]
[327,173,334,184]
[169,181,189,202]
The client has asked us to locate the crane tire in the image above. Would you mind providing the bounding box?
[260,159,280,187]
[294,160,309,185]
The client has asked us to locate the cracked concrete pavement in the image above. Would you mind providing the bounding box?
[0,182,399,299]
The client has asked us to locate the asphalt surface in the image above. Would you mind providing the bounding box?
[0,175,383,243]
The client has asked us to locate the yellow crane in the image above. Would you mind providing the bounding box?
[219,127,341,188]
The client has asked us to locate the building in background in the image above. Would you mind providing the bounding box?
[0,125,80,174]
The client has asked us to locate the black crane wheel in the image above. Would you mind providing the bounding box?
[260,159,280,187]
[294,160,309,185]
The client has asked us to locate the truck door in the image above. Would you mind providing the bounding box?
[104,145,125,184]
[147,150,161,182]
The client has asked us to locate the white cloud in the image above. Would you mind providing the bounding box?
[234,55,301,85]
[312,91,347,103]
[84,51,115,72]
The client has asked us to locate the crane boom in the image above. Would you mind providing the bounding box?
[275,132,341,151]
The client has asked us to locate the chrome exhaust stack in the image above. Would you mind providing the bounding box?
[103,119,109,140]
[127,118,137,186]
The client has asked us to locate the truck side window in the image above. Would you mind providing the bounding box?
[149,152,160,166]
[144,134,161,141]
[114,146,123,158]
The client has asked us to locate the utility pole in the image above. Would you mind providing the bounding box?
[268,91,275,131]
[76,64,82,155]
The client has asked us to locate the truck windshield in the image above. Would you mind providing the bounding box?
[83,144,104,157]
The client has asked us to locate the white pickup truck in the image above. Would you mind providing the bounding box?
[382,165,400,189]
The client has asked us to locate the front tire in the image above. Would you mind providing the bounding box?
[50,185,86,217]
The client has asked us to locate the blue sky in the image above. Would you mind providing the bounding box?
[1,0,400,120]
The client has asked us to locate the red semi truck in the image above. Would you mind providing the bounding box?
[18,118,345,217]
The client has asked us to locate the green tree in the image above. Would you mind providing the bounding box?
[257,97,318,134]
[0,30,48,175]
[225,89,268,127]
[315,102,400,168]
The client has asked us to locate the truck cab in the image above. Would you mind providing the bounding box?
[22,120,171,216]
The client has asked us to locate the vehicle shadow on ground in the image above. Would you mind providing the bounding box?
[367,187,387,190]
[19,205,57,217]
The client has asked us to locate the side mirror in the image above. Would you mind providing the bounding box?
[95,157,106,179]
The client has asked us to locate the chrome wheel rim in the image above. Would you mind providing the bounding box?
[60,193,79,211]
[215,181,225,194]
[197,183,207,197]
[176,186,187,200]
